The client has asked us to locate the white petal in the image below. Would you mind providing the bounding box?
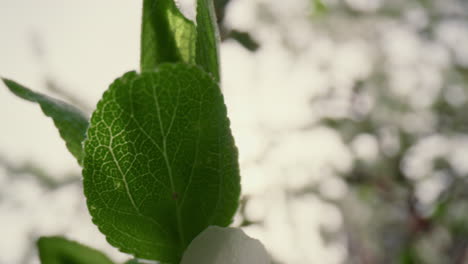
[181,226,271,264]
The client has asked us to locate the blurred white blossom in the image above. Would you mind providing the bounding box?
[181,226,271,264]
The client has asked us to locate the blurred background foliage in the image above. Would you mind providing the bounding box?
[313,0,468,263]
[218,0,468,263]
[2,0,468,263]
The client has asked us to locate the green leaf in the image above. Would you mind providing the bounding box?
[37,236,114,264]
[83,63,241,263]
[196,0,221,82]
[2,78,88,165]
[312,0,327,14]
[140,0,197,72]
[123,260,140,264]
[124,260,164,264]
[399,246,422,264]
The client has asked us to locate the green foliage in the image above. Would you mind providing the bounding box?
[4,0,241,263]
[139,0,222,81]
[312,0,327,14]
[196,0,221,82]
[37,236,114,264]
[124,260,140,264]
[1,78,88,165]
[140,0,197,71]
[399,246,422,264]
[83,64,240,262]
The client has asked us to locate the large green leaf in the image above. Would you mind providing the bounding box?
[140,0,197,72]
[83,63,240,262]
[196,0,221,82]
[2,78,88,165]
[37,236,114,264]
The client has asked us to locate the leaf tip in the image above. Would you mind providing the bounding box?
[1,77,13,88]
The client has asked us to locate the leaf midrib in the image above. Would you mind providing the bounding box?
[128,74,202,250]
[148,75,187,248]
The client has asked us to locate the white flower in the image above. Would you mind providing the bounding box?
[181,226,271,264]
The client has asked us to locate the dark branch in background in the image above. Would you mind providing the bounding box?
[224,30,260,51]
[214,0,260,51]
[214,0,230,23]
[236,195,263,227]
[29,30,93,115]
[0,154,79,190]
[44,77,92,115]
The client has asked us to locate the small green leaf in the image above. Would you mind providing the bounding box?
[124,260,141,264]
[124,259,163,264]
[37,236,114,264]
[83,63,240,262]
[314,0,327,12]
[196,0,221,82]
[2,78,88,165]
[141,0,197,71]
